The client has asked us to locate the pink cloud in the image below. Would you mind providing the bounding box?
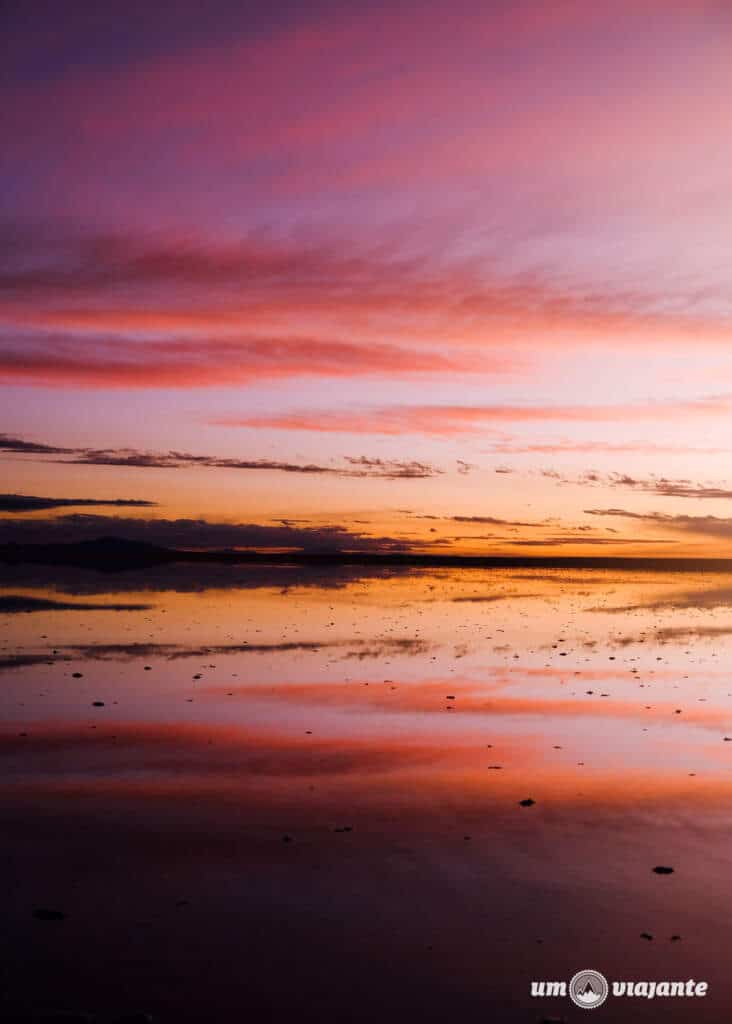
[216,397,732,436]
[0,334,496,388]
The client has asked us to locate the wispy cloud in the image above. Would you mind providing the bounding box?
[0,331,485,389]
[219,397,732,436]
[545,470,732,498]
[0,433,71,455]
[484,439,732,456]
[0,434,442,479]
[500,536,676,547]
[585,508,732,539]
[4,191,732,390]
[341,456,440,479]
[449,515,544,527]
[0,493,155,512]
[408,512,552,529]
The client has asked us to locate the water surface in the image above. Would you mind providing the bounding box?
[2,566,732,1021]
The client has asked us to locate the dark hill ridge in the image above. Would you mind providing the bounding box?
[0,537,176,570]
[3,537,732,574]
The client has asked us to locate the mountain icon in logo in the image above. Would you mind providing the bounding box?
[570,969,609,1009]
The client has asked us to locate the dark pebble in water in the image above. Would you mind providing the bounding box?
[519,798,536,807]
[670,935,682,941]
[282,835,293,843]
[653,865,674,874]
[33,907,66,921]
[640,932,654,941]
[92,701,104,707]
[72,673,83,678]
[333,826,353,833]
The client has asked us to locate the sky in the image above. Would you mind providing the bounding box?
[3,0,732,555]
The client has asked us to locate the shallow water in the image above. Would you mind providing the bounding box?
[3,565,732,1021]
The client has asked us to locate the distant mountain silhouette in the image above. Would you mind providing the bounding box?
[0,537,175,570]
[3,536,732,573]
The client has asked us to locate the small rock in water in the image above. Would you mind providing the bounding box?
[640,932,654,941]
[518,798,536,807]
[652,865,674,875]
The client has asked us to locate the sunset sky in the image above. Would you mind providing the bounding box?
[4,0,732,555]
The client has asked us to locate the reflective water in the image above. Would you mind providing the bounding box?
[2,566,732,1021]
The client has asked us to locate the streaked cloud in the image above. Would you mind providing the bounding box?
[0,493,155,512]
[0,434,442,479]
[585,509,732,539]
[220,397,732,436]
[545,471,732,498]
